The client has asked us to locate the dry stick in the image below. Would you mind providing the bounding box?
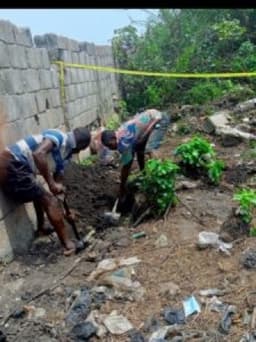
[2,256,84,326]
[177,195,206,226]
[132,207,151,228]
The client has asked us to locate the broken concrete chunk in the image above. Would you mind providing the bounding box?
[203,111,232,134]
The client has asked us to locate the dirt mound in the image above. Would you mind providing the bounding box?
[63,162,119,231]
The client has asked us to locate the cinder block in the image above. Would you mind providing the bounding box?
[13,26,33,47]
[0,95,20,122]
[0,41,11,67]
[1,120,23,145]
[21,116,41,136]
[71,52,79,64]
[59,49,72,62]
[25,48,42,69]
[64,68,72,86]
[50,65,59,88]
[35,90,50,113]
[3,69,24,94]
[22,69,41,92]
[8,45,27,69]
[48,107,63,128]
[0,203,36,262]
[66,84,76,101]
[34,33,58,49]
[18,93,38,119]
[39,69,53,89]
[40,48,50,69]
[49,89,61,108]
[0,20,15,44]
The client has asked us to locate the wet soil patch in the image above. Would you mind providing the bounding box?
[225,162,256,185]
[63,162,119,231]
[219,207,250,242]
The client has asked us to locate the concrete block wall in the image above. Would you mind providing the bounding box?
[0,20,119,262]
[34,34,119,130]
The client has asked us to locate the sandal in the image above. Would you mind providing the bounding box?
[63,240,86,257]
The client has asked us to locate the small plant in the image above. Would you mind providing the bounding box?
[249,227,256,237]
[135,158,180,215]
[174,136,215,167]
[80,155,98,167]
[206,159,225,184]
[174,136,224,184]
[233,188,256,224]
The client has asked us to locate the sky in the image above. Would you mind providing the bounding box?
[0,9,158,45]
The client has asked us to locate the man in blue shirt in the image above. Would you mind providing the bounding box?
[0,127,91,256]
[101,109,170,200]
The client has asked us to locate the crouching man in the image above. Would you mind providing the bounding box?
[0,127,91,256]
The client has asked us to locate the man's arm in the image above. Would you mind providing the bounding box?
[33,139,64,195]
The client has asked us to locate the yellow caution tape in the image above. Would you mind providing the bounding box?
[53,60,256,78]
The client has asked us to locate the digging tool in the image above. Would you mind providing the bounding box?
[103,198,121,225]
[57,193,85,249]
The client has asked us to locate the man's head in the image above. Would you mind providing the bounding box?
[101,130,117,150]
[72,127,91,153]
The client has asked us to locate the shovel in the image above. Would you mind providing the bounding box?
[103,198,121,225]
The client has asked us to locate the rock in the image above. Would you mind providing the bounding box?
[241,249,256,269]
[203,111,231,134]
[234,98,256,113]
[220,134,243,147]
[69,321,97,340]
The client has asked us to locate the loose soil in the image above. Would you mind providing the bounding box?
[1,115,256,341]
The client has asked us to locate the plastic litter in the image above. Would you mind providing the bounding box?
[218,305,237,334]
[65,288,91,326]
[199,288,227,297]
[87,256,141,281]
[162,307,185,325]
[103,311,133,335]
[197,231,233,255]
[132,231,146,239]
[207,296,228,313]
[182,295,201,317]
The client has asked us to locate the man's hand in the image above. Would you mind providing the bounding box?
[49,182,65,195]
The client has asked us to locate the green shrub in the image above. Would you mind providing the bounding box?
[174,136,224,184]
[233,188,256,224]
[174,136,215,167]
[135,158,180,215]
[206,159,225,184]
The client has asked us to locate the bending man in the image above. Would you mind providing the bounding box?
[0,127,91,256]
[101,108,170,200]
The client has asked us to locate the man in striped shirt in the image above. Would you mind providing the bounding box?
[0,127,91,256]
[101,109,170,200]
